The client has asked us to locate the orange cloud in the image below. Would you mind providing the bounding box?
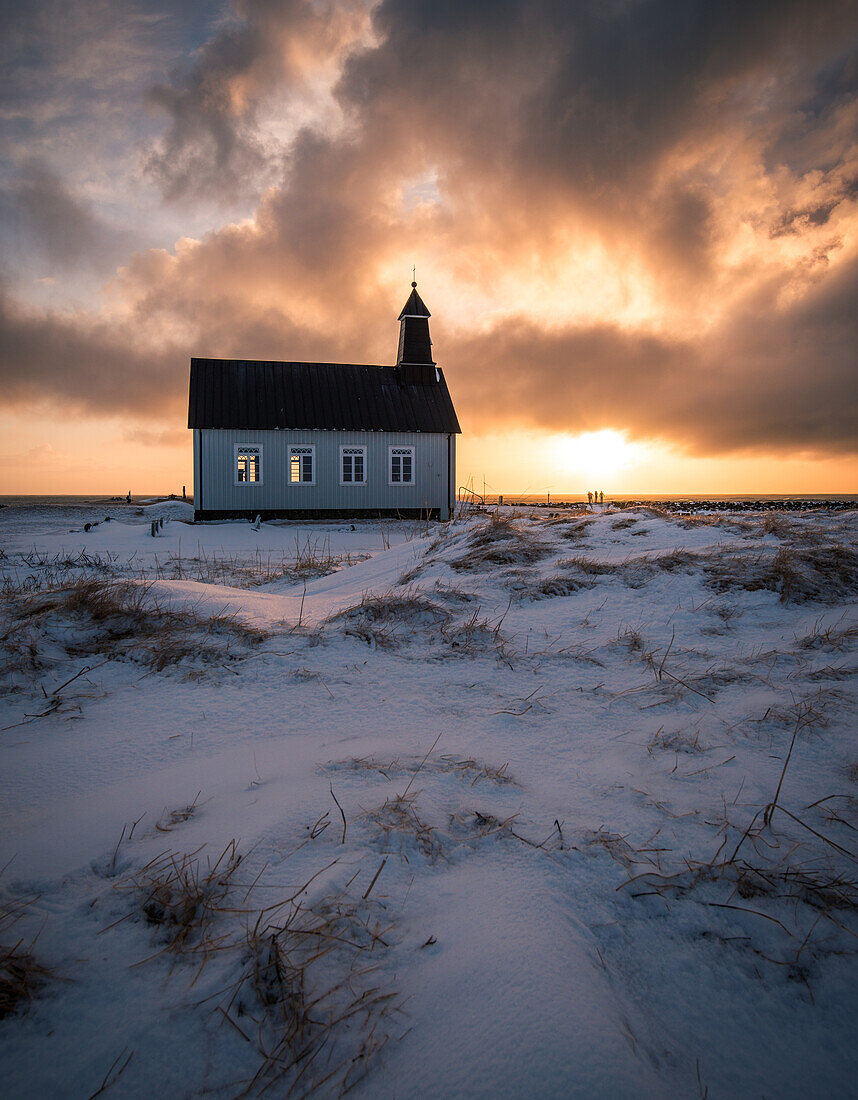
[1,0,856,473]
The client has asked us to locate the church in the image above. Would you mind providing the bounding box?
[188,283,460,521]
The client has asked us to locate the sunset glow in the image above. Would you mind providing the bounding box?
[552,431,646,487]
[1,1,857,495]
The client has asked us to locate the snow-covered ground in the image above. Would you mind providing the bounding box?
[1,501,857,1097]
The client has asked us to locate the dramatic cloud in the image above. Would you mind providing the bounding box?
[14,160,139,270]
[451,251,858,455]
[2,0,858,462]
[145,0,373,202]
[0,286,187,416]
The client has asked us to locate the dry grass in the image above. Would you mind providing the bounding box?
[616,685,858,982]
[334,589,448,626]
[642,542,857,604]
[156,794,201,832]
[745,690,839,739]
[0,943,52,1021]
[617,625,645,654]
[328,589,449,649]
[364,795,538,862]
[232,891,401,1097]
[328,753,515,788]
[649,549,701,573]
[703,544,858,604]
[118,842,243,956]
[541,519,593,540]
[0,895,52,1021]
[450,514,550,572]
[0,539,364,596]
[676,514,757,532]
[442,604,513,663]
[429,580,478,606]
[596,505,672,521]
[448,808,524,846]
[112,845,401,1096]
[761,513,792,538]
[327,586,514,663]
[363,793,446,863]
[796,618,858,652]
[0,548,123,594]
[517,543,858,606]
[0,578,268,691]
[517,554,620,602]
[396,564,423,586]
[557,554,623,577]
[634,853,858,918]
[583,829,639,869]
[647,726,707,755]
[805,663,857,683]
[153,536,364,589]
[519,572,595,601]
[625,853,858,975]
[543,548,692,591]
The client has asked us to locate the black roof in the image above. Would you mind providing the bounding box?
[188,359,461,433]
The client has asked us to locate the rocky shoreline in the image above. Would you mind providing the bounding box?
[500,498,858,513]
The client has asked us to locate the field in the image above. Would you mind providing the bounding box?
[1,499,857,1097]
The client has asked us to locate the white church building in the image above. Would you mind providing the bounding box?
[188,283,460,521]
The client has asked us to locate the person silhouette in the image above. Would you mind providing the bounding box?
[588,491,593,505]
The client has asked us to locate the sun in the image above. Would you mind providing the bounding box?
[552,429,642,485]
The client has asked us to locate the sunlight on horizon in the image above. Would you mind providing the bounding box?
[551,430,647,486]
[456,429,858,498]
[1,411,856,498]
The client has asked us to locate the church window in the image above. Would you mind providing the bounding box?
[389,446,414,485]
[235,445,262,484]
[341,446,366,484]
[289,446,314,484]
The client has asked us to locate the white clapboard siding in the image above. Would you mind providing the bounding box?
[194,429,455,518]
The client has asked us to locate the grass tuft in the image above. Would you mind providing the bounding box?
[450,514,550,572]
[328,752,515,788]
[154,536,364,589]
[119,842,242,955]
[0,943,52,1021]
[235,891,402,1096]
[0,894,52,1020]
[647,727,707,755]
[364,793,446,863]
[328,588,448,649]
[0,578,268,692]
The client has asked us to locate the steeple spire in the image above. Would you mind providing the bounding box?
[396,280,434,368]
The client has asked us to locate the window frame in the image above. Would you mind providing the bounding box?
[234,443,263,486]
[388,445,415,486]
[289,444,315,486]
[340,445,367,486]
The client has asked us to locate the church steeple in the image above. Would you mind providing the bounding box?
[396,281,435,368]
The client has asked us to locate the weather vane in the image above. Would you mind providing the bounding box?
[412,264,416,286]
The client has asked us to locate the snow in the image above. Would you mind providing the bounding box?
[1,501,857,1097]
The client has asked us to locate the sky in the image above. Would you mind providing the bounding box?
[1,0,857,496]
